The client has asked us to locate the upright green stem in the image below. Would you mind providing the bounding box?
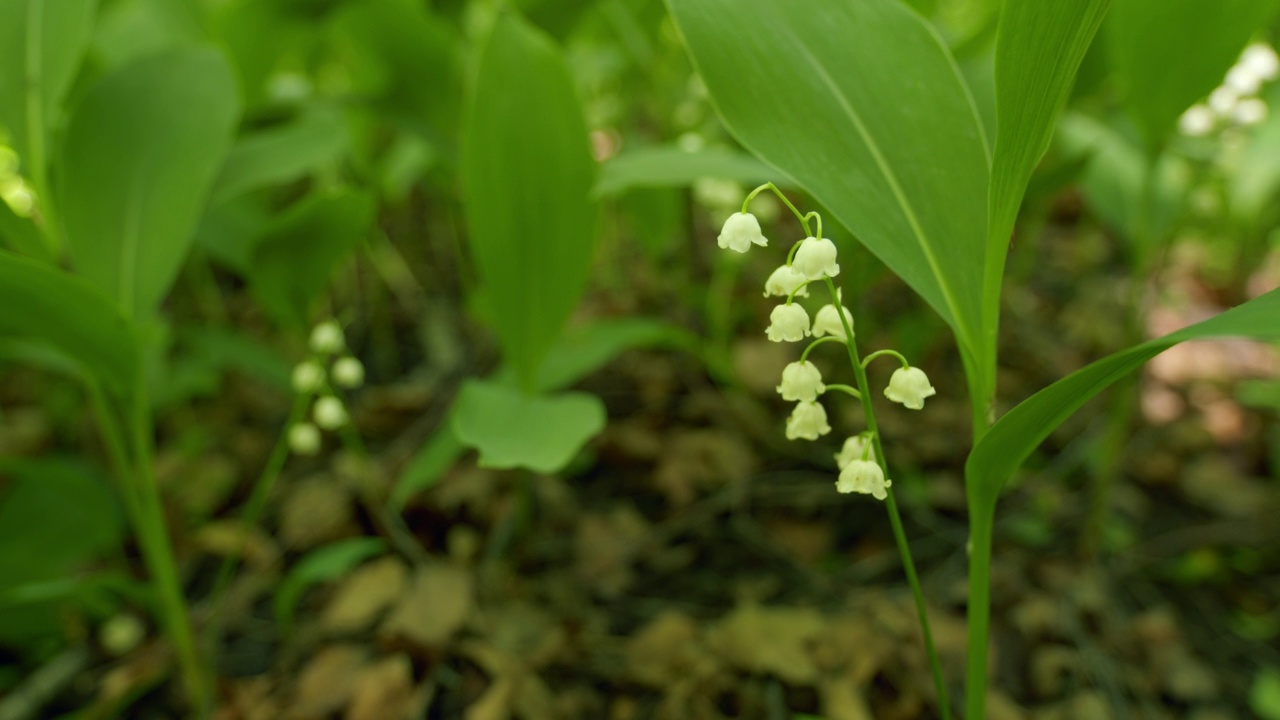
[964,497,995,720]
[23,0,60,253]
[824,278,952,719]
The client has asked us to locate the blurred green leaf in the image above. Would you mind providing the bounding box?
[391,428,464,509]
[453,380,605,474]
[667,0,991,399]
[274,538,385,634]
[967,289,1280,505]
[0,0,97,177]
[211,105,348,205]
[58,47,240,320]
[249,190,375,330]
[0,200,53,262]
[1231,84,1280,230]
[0,250,137,395]
[1107,0,1280,149]
[193,195,271,272]
[462,12,598,391]
[594,146,778,197]
[1252,667,1280,720]
[535,318,696,391]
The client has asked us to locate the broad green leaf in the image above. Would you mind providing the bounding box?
[534,319,697,391]
[0,198,53,262]
[1107,0,1280,149]
[0,250,137,394]
[193,195,271,271]
[452,379,605,474]
[594,146,779,197]
[461,12,598,391]
[210,105,348,205]
[273,538,385,634]
[667,0,990,385]
[967,288,1280,505]
[249,190,375,330]
[987,0,1110,356]
[58,47,240,320]
[0,0,97,178]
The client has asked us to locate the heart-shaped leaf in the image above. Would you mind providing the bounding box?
[452,379,605,474]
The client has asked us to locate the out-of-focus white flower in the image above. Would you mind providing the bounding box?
[99,614,146,657]
[763,265,810,298]
[1234,97,1269,126]
[766,303,811,342]
[288,423,321,456]
[835,434,876,470]
[811,303,854,340]
[310,321,345,354]
[1178,104,1216,136]
[1241,43,1280,81]
[777,360,825,402]
[717,211,768,253]
[785,400,831,440]
[884,366,936,410]
[332,356,365,388]
[291,360,326,394]
[835,459,891,500]
[1225,63,1264,96]
[1209,86,1239,116]
[792,237,840,280]
[313,396,348,430]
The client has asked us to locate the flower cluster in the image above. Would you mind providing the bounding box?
[288,320,365,456]
[1179,42,1279,136]
[717,191,936,501]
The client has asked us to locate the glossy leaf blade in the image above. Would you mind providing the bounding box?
[452,380,605,474]
[0,250,137,394]
[967,289,1280,503]
[667,0,989,353]
[461,12,598,390]
[1107,0,1280,148]
[58,47,240,320]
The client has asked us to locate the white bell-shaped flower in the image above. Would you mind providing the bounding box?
[766,303,811,342]
[332,357,365,388]
[785,400,831,441]
[763,265,809,298]
[1209,86,1239,116]
[792,237,840,280]
[288,423,321,456]
[291,360,326,394]
[884,366,936,410]
[1241,43,1280,81]
[314,396,349,430]
[717,212,768,253]
[811,303,854,340]
[834,434,876,470]
[1234,97,1269,126]
[310,321,345,354]
[1178,105,1215,137]
[776,360,825,402]
[1225,64,1264,96]
[835,459,891,500]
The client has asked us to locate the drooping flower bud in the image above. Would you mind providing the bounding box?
[310,321,345,355]
[1178,105,1215,137]
[777,360,825,402]
[313,396,349,430]
[785,400,831,441]
[835,459,891,500]
[291,360,326,394]
[763,265,809,298]
[717,212,768,253]
[288,423,321,456]
[1241,43,1280,81]
[766,303,811,342]
[332,357,365,388]
[792,237,840,280]
[834,434,876,470]
[1234,97,1269,126]
[811,303,854,340]
[884,366,936,410]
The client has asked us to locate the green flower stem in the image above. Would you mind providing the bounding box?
[784,279,815,304]
[822,383,862,399]
[785,240,804,266]
[745,182,813,235]
[23,0,61,254]
[965,497,995,720]
[861,348,909,370]
[824,277,952,719]
[800,336,844,363]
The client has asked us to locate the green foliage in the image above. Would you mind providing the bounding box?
[1107,0,1280,148]
[461,12,598,392]
[0,251,137,395]
[1253,666,1280,720]
[274,538,386,634]
[210,106,348,205]
[452,379,606,474]
[594,146,778,196]
[0,199,51,262]
[58,47,240,321]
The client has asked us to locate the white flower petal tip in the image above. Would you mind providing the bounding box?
[764,265,810,298]
[777,360,825,402]
[792,237,840,280]
[884,366,937,410]
[717,212,768,253]
[310,321,345,354]
[835,459,891,500]
[766,303,811,342]
[785,400,831,441]
[835,435,876,470]
[811,303,854,340]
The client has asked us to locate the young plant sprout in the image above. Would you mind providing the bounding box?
[718,181,947,712]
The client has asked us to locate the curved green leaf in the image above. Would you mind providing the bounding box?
[452,380,605,474]
[967,288,1280,504]
[210,105,348,205]
[461,12,598,391]
[274,538,386,634]
[667,0,990,363]
[0,250,137,394]
[594,146,779,197]
[58,47,240,320]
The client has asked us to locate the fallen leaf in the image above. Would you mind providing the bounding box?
[381,563,473,648]
[345,654,424,720]
[290,645,368,719]
[706,603,823,684]
[280,477,357,550]
[323,556,410,633]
